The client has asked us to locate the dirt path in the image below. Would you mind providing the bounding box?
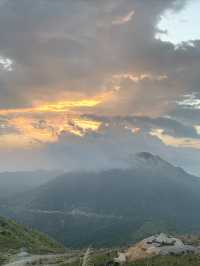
[4,253,78,266]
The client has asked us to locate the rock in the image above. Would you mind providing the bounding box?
[114,252,127,264]
[115,233,199,263]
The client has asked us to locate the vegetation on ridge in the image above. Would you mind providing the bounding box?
[0,216,65,264]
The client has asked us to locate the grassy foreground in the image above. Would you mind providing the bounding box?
[0,216,65,264]
[60,251,200,266]
[127,255,200,266]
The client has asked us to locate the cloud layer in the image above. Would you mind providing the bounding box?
[0,0,200,174]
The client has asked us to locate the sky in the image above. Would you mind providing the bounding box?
[0,0,200,175]
[157,0,200,44]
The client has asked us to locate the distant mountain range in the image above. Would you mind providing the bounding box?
[0,170,63,199]
[1,152,200,248]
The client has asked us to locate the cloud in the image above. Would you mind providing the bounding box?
[0,117,17,135]
[0,56,13,71]
[177,93,200,110]
[0,0,200,174]
[0,0,194,111]
[84,115,200,140]
[112,10,135,25]
[21,121,200,175]
[0,114,199,175]
[150,129,200,149]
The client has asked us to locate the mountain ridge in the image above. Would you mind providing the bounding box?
[0,170,64,199]
[3,152,200,248]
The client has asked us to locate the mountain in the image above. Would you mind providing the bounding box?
[0,170,63,199]
[3,152,200,248]
[0,216,64,264]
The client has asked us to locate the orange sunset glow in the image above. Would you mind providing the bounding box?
[0,94,110,148]
[0,0,199,176]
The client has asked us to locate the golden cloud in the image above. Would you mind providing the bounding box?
[0,93,111,148]
[0,98,102,116]
[150,129,200,149]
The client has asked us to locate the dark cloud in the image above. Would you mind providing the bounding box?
[171,108,200,124]
[83,114,200,139]
[0,0,200,173]
[37,121,200,176]
[0,116,17,134]
[0,0,198,111]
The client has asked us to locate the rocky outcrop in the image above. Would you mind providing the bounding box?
[115,233,199,263]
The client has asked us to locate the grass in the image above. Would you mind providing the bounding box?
[0,216,65,265]
[60,253,200,266]
[60,249,117,266]
[127,255,200,266]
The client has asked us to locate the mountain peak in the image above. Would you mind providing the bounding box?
[136,152,159,160]
[129,152,173,170]
[135,152,165,164]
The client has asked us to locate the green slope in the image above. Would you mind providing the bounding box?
[0,216,65,264]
